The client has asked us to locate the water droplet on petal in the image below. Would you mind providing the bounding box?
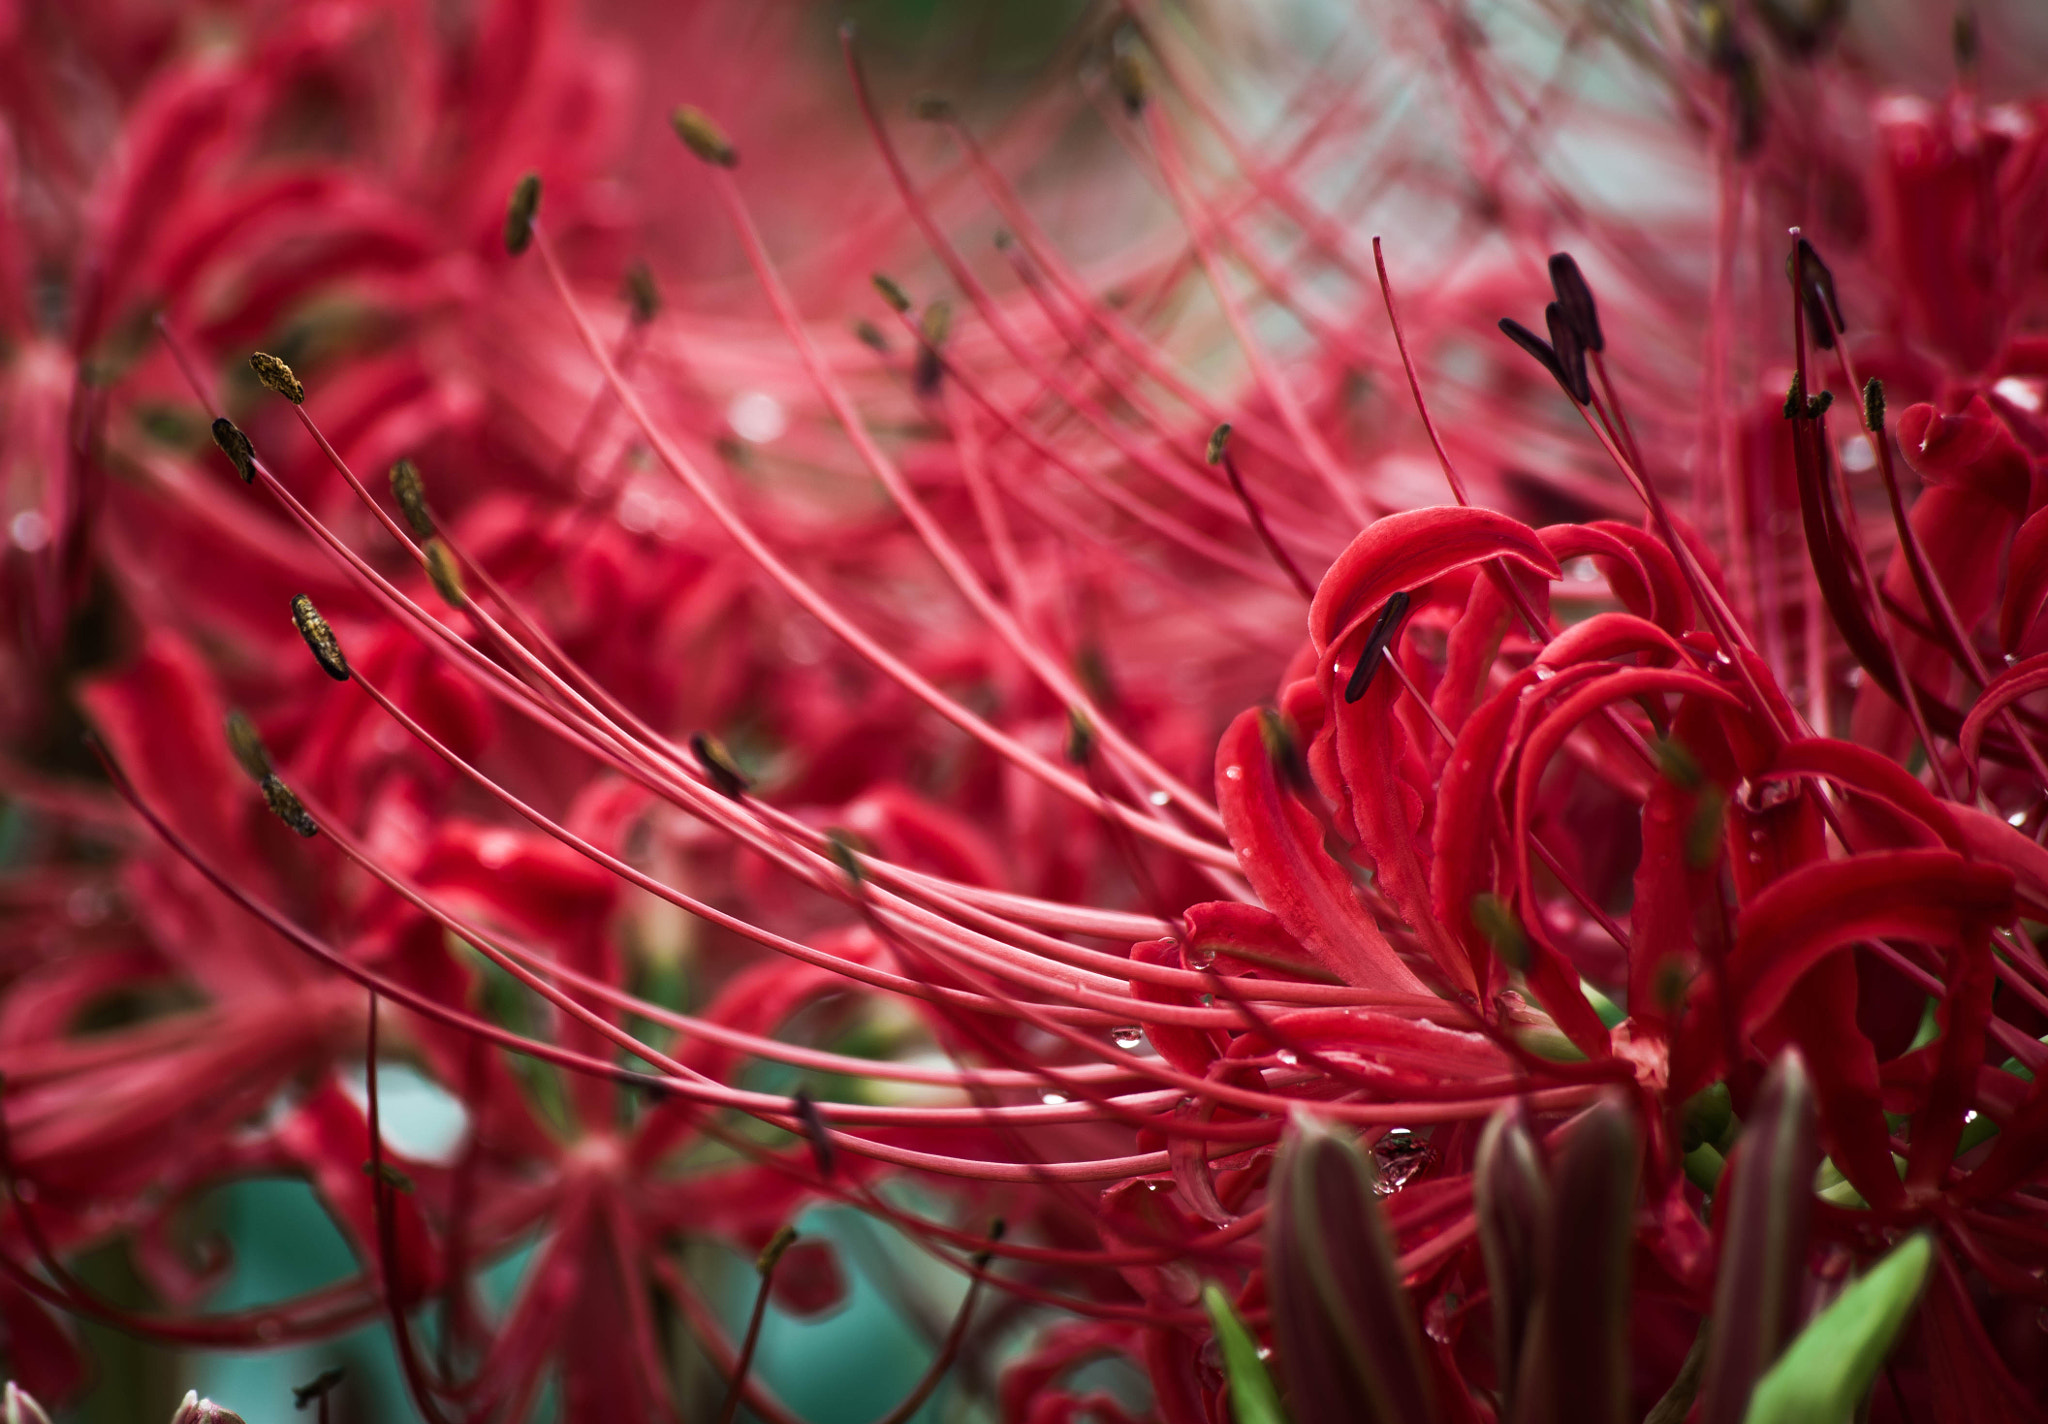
[2011,810,2030,828]
[1275,1049,1299,1066]
[1147,789,1171,806]
[1223,764,1243,781]
[1371,1128,1435,1196]
[727,390,788,443]
[9,510,49,552]
[1184,943,1217,970]
[1041,1092,1069,1106]
[1111,1026,1146,1050]
[1532,664,1556,680]
[1424,1295,1455,1344]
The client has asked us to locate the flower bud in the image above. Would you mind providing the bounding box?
[1265,1114,1435,1423]
[1475,1103,1548,1413]
[4,1383,53,1424]
[1697,1051,1820,1424]
[169,1391,246,1424]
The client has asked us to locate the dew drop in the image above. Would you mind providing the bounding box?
[1111,1026,1146,1050]
[1184,943,1218,970]
[1532,664,1556,680]
[1148,789,1172,806]
[1424,1295,1455,1345]
[2011,810,2030,828]
[1371,1128,1436,1196]
[9,510,49,552]
[1275,1049,1299,1066]
[1223,764,1243,781]
[1041,1092,1069,1106]
[727,390,789,443]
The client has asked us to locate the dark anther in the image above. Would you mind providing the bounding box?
[1787,236,1845,348]
[504,172,541,256]
[1345,590,1413,703]
[826,829,866,887]
[292,1369,345,1412]
[1782,372,1834,422]
[388,458,435,538]
[1546,253,1605,353]
[913,300,951,398]
[359,1158,414,1193]
[291,594,350,681]
[225,710,272,783]
[1256,706,1314,798]
[1206,423,1232,464]
[792,1088,836,1178]
[974,1216,1008,1269]
[423,537,466,607]
[1497,318,1575,401]
[757,1223,799,1274]
[250,352,305,404]
[1544,302,1593,404]
[870,274,911,313]
[261,775,318,838]
[1109,29,1148,115]
[624,262,661,326]
[853,319,889,352]
[1954,10,1980,72]
[211,417,257,483]
[690,732,749,799]
[670,106,738,167]
[1863,377,1886,434]
[1752,0,1849,59]
[1064,708,1095,766]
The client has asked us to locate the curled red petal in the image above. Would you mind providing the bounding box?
[1215,709,1425,992]
[1308,506,1560,656]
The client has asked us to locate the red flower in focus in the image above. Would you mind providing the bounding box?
[6,3,2048,1423]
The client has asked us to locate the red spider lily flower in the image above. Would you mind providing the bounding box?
[12,1,2048,1422]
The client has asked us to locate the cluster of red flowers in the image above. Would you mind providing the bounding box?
[4,0,2048,1420]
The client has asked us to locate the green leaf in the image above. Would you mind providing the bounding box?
[1741,1234,1932,1424]
[1202,1282,1289,1424]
